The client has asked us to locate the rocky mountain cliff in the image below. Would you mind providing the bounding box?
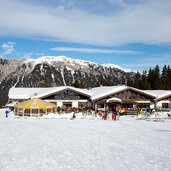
[0,56,136,106]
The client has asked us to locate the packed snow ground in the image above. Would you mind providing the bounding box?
[0,109,171,171]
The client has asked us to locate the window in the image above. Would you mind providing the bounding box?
[40,109,46,114]
[32,109,38,114]
[24,109,30,114]
[78,102,87,108]
[162,103,169,108]
[97,103,104,108]
[63,102,72,107]
[123,103,133,108]
[51,102,57,105]
[137,104,150,109]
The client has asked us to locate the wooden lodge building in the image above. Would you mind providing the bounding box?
[7,85,171,111]
[90,86,156,111]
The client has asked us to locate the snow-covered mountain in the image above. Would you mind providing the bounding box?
[102,64,136,73]
[0,56,136,105]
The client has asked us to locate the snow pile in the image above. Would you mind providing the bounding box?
[40,113,62,119]
[150,112,171,119]
[137,111,171,120]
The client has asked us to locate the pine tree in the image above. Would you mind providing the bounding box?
[133,72,142,89]
[73,80,85,88]
[148,66,161,89]
[166,65,171,90]
[161,65,167,89]
[73,80,81,88]
[127,65,170,90]
[141,71,151,89]
[127,78,134,87]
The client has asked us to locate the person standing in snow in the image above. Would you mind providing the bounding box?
[57,106,60,114]
[137,107,140,116]
[5,110,9,117]
[92,110,96,119]
[102,112,107,120]
[146,106,150,117]
[146,106,150,113]
[117,112,120,120]
[72,113,76,119]
[112,112,117,121]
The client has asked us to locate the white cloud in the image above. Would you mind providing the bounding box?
[0,0,171,46]
[122,56,171,68]
[50,47,141,54]
[1,42,16,55]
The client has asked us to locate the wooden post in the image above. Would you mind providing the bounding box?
[14,108,16,116]
[38,109,40,118]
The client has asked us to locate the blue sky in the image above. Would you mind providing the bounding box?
[0,0,171,71]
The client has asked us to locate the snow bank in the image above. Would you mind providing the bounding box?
[137,111,171,120]
[150,112,170,119]
[41,113,74,119]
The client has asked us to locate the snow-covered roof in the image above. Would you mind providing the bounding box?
[128,87,157,98]
[154,91,171,101]
[6,101,18,107]
[9,86,92,100]
[90,86,156,101]
[36,86,92,98]
[9,86,170,102]
[8,87,51,99]
[90,86,126,100]
[144,90,170,97]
